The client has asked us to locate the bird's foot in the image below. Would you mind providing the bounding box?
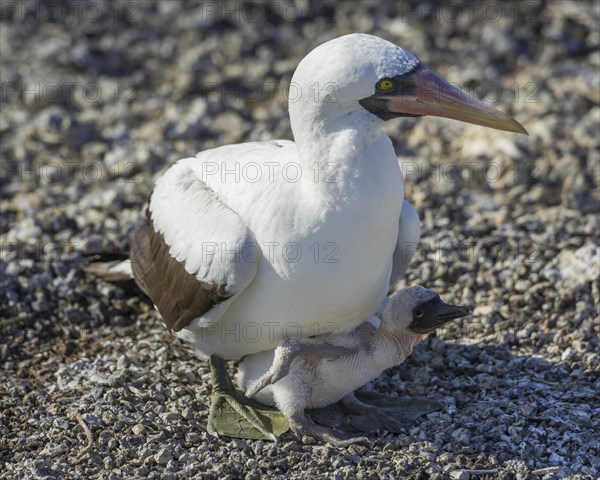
[207,355,289,441]
[289,415,370,448]
[339,391,443,434]
[246,339,353,398]
[307,391,443,435]
[344,408,408,433]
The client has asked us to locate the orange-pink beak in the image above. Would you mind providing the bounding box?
[386,67,528,134]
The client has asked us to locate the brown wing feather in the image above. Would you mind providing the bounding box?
[130,207,230,332]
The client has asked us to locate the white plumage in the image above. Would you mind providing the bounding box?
[87,32,525,442]
[150,34,422,358]
[238,286,470,445]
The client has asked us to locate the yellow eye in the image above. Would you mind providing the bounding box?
[377,79,395,92]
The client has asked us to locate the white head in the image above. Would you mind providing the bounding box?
[378,286,470,354]
[289,34,526,145]
[291,34,419,111]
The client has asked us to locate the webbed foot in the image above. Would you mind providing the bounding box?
[289,413,370,447]
[207,355,288,441]
[307,391,443,435]
[339,391,443,434]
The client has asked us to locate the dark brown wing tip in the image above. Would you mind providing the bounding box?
[130,204,231,333]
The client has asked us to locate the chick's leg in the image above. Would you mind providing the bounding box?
[246,339,352,398]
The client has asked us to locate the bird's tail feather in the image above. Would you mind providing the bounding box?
[85,260,134,282]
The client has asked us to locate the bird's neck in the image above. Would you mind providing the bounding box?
[372,322,422,367]
[290,99,382,161]
[290,101,399,205]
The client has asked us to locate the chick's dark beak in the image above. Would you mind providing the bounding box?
[409,296,471,334]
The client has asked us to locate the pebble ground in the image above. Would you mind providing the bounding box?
[1,1,598,479]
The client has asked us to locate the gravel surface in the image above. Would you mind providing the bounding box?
[1,1,599,479]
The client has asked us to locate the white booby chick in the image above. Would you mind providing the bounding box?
[123,34,525,439]
[240,286,470,446]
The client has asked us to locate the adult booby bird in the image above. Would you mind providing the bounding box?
[127,33,526,439]
[241,286,470,446]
